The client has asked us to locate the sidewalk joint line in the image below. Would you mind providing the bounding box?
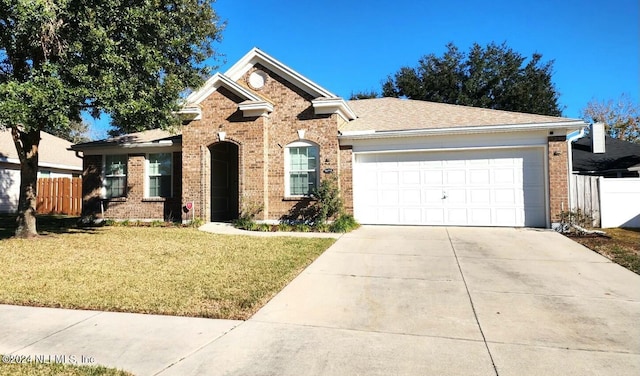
[10,310,103,354]
[447,227,500,376]
[153,321,245,376]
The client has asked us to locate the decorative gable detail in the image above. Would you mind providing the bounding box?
[179,72,273,120]
[180,48,357,122]
[238,100,273,117]
[312,98,357,122]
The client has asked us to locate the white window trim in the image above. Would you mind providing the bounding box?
[102,154,128,199]
[284,141,319,197]
[145,152,173,198]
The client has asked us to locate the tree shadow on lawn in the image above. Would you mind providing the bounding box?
[0,214,102,240]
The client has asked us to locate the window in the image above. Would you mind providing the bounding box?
[104,155,127,198]
[147,153,172,197]
[286,142,318,196]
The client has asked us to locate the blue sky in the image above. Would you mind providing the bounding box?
[89,0,639,138]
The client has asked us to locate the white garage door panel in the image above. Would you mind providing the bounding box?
[353,149,546,227]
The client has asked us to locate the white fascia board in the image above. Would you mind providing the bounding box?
[339,121,587,140]
[176,106,202,121]
[38,162,83,171]
[0,156,81,171]
[312,98,357,121]
[185,73,262,105]
[225,48,338,99]
[80,143,182,156]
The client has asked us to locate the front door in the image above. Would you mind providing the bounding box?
[210,142,239,221]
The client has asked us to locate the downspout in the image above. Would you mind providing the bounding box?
[566,127,586,211]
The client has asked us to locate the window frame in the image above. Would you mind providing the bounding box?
[145,152,173,198]
[284,141,319,197]
[103,154,128,199]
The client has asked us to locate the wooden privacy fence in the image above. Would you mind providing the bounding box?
[569,174,601,227]
[36,177,82,216]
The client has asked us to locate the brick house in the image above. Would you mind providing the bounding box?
[72,48,587,228]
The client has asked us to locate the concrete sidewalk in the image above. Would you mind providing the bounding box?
[1,226,639,375]
[0,305,241,375]
[198,222,342,238]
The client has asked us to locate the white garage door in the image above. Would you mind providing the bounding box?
[353,148,546,227]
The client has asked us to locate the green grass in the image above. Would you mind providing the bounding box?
[0,220,334,319]
[0,361,132,376]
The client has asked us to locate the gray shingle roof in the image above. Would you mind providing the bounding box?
[0,129,82,169]
[342,97,582,132]
[72,129,181,149]
[572,135,640,173]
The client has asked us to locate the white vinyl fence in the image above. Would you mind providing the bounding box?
[570,175,640,228]
[599,178,640,228]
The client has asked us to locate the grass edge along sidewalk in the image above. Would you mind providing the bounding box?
[0,218,335,320]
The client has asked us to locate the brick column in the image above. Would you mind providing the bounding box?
[339,145,354,214]
[548,136,569,222]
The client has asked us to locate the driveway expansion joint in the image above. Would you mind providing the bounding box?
[247,319,486,344]
[447,227,500,376]
[309,271,457,282]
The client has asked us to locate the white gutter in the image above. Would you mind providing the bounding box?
[0,156,82,171]
[339,121,587,139]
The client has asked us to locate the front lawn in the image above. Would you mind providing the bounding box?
[0,361,132,376]
[0,222,334,319]
[569,228,640,274]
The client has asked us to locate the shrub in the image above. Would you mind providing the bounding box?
[311,176,343,225]
[330,214,359,233]
[313,222,330,233]
[234,201,264,230]
[188,217,205,228]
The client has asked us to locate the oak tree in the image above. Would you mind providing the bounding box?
[0,0,223,237]
[382,42,563,116]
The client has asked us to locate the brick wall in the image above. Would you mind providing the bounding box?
[181,63,350,222]
[339,145,354,214]
[81,152,182,221]
[548,136,569,222]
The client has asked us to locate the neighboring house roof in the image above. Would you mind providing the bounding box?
[342,97,584,135]
[572,135,640,173]
[72,129,181,150]
[0,129,82,171]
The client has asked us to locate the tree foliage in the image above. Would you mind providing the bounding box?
[580,93,640,143]
[382,42,563,116]
[349,90,380,100]
[0,0,224,237]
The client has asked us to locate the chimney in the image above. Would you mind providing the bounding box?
[591,122,606,154]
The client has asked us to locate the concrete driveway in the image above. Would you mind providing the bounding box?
[2,226,639,375]
[163,226,640,376]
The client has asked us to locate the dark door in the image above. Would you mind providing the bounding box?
[210,142,239,221]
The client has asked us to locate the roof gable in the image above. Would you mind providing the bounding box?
[224,48,337,99]
[181,48,356,121]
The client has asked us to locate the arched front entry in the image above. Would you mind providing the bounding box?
[209,142,239,221]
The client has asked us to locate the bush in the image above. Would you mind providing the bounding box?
[234,201,264,230]
[311,176,343,225]
[330,214,359,233]
[188,217,205,228]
